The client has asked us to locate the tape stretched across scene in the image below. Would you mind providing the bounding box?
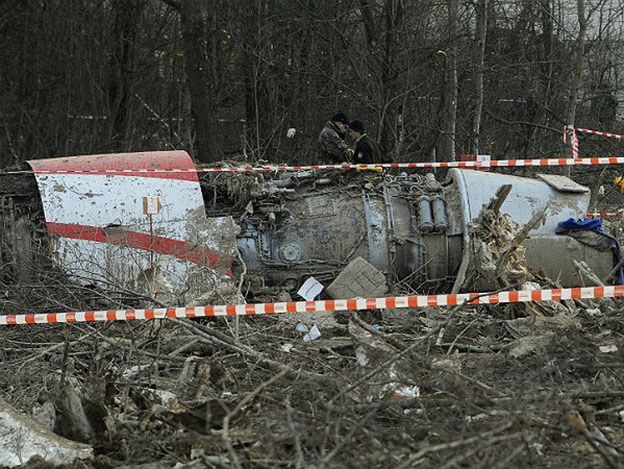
[1,285,623,326]
[0,156,619,175]
[575,127,624,141]
[586,210,624,218]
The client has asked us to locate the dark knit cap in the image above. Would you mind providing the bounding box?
[349,120,365,133]
[331,111,349,125]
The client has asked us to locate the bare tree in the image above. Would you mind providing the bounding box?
[471,0,488,155]
[162,0,220,163]
[439,0,459,162]
[2,0,623,167]
[566,0,588,130]
[106,0,147,151]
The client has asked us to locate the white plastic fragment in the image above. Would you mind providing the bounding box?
[530,442,544,456]
[599,344,618,353]
[286,128,297,138]
[520,281,541,291]
[392,386,420,399]
[302,325,321,342]
[586,308,602,317]
[355,346,369,366]
[122,364,152,379]
[297,276,324,301]
[148,389,177,405]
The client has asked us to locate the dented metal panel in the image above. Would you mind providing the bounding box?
[450,169,591,235]
[28,151,238,304]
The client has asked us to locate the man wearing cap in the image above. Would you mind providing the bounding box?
[318,112,354,163]
[348,119,381,164]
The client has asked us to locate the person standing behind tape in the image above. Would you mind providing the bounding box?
[348,120,385,164]
[318,112,354,163]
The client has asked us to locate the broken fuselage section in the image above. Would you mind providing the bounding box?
[0,151,612,304]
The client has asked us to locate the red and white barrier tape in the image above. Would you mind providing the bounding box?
[1,285,622,326]
[564,125,580,158]
[563,126,624,158]
[2,156,621,176]
[575,127,624,141]
[586,210,624,218]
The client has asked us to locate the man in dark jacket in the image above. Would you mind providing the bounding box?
[348,120,382,164]
[318,112,354,163]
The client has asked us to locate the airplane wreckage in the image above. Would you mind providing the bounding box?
[0,150,619,308]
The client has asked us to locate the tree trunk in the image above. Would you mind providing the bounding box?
[240,0,273,159]
[533,0,554,147]
[106,0,145,151]
[358,0,377,49]
[471,0,487,155]
[179,0,218,162]
[566,0,587,129]
[439,0,458,162]
[379,0,404,157]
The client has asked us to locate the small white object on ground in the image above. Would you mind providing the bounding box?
[297,276,324,301]
[586,308,601,317]
[599,344,618,353]
[392,386,420,399]
[286,128,296,138]
[303,325,321,342]
[520,281,541,291]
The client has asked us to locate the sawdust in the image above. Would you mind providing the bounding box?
[468,208,532,288]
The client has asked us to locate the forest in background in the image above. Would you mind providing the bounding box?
[1,0,623,166]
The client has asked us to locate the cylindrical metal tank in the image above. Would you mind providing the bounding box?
[449,169,613,288]
[417,196,434,233]
[431,196,448,232]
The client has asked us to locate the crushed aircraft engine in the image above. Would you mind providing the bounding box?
[0,151,615,305]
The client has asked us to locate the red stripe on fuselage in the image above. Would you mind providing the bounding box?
[47,222,227,268]
[28,151,199,182]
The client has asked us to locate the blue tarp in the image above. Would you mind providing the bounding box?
[556,217,624,284]
[556,217,606,235]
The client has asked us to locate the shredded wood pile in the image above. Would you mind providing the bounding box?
[470,208,531,287]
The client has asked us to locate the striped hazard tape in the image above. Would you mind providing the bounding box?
[1,156,621,175]
[1,285,623,326]
[563,126,624,158]
[564,125,580,158]
[575,127,624,141]
[586,210,624,218]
